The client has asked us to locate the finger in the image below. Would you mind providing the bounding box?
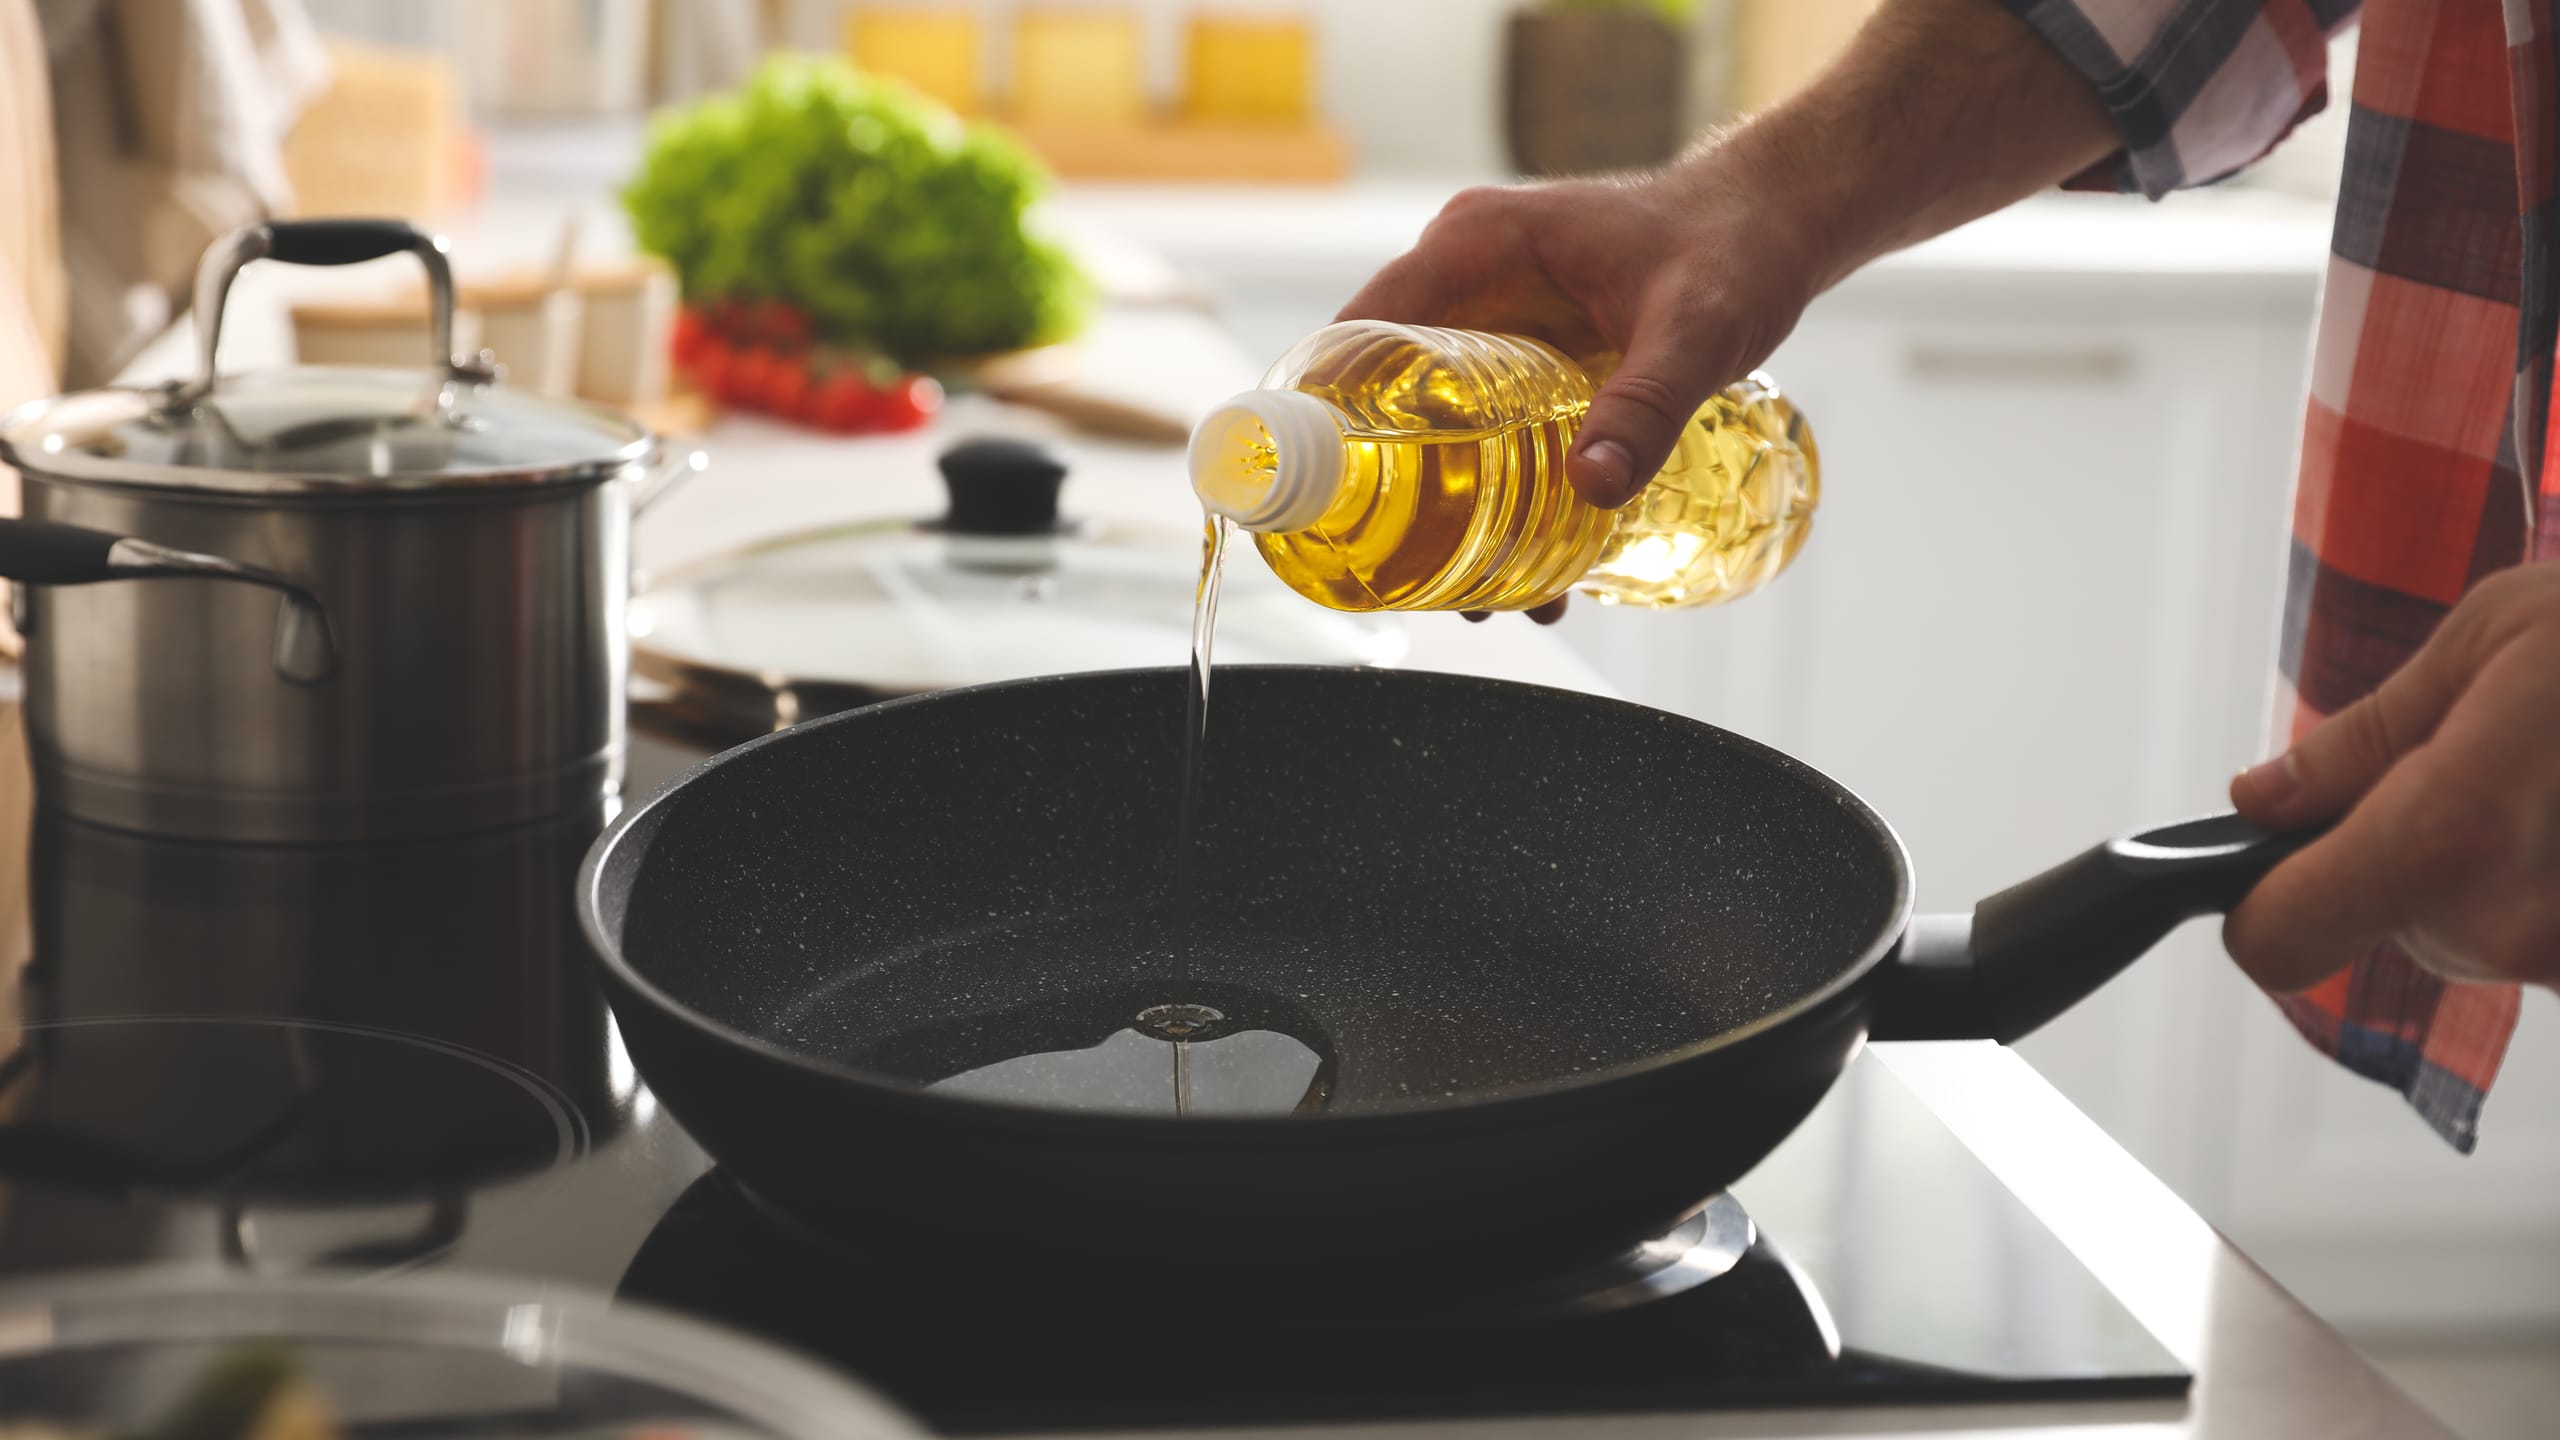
[2224,744,2496,992]
[2229,622,2470,830]
[1460,610,1490,624]
[1527,597,1569,625]
[1567,316,1721,509]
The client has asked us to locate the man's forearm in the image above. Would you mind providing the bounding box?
[1686,0,2119,296]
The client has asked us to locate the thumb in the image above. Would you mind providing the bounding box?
[2229,629,2467,830]
[2220,617,2474,993]
[2223,758,2453,992]
[1566,321,1722,509]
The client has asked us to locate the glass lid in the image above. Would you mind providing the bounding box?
[1,368,653,494]
[631,438,1404,700]
[0,1267,923,1438]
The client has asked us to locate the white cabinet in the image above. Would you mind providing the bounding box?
[1561,267,2311,1182]
[1072,182,2560,1334]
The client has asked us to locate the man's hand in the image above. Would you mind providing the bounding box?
[1342,161,1820,628]
[2228,561,2560,991]
[1338,162,1819,514]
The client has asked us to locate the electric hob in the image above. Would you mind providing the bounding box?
[0,758,2189,1432]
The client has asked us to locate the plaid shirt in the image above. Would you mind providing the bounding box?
[1999,0,2560,1150]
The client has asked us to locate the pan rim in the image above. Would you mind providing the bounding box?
[579,664,1917,1135]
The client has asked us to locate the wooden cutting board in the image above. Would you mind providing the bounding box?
[957,322,1254,445]
[630,350,1194,447]
[956,340,1205,446]
[1010,121,1351,184]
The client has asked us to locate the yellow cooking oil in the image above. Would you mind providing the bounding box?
[1187,320,1818,612]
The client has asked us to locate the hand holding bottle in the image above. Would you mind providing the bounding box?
[1337,162,1818,519]
[1333,0,2122,621]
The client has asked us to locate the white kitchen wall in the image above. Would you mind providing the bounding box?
[1299,0,1511,175]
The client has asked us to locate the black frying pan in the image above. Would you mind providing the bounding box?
[580,666,2300,1290]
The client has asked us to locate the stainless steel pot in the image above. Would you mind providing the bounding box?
[0,220,693,842]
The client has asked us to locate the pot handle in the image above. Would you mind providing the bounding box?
[0,519,336,685]
[1869,811,2322,1043]
[632,443,709,515]
[164,218,490,411]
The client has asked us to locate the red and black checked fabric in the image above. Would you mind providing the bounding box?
[2000,0,2558,1150]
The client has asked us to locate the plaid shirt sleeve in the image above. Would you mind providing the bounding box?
[1995,0,2362,199]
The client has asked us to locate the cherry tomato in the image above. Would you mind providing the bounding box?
[810,373,875,434]
[796,369,839,427]
[669,306,711,367]
[873,374,943,432]
[728,346,782,410]
[685,338,736,403]
[751,298,814,350]
[764,352,813,421]
[704,296,751,340]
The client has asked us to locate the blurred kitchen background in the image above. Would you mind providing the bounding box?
[4,0,2553,1432]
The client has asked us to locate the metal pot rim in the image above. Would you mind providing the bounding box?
[0,385,657,498]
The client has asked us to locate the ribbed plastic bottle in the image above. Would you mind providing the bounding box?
[1187,320,1818,612]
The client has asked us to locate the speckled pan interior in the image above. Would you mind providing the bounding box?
[611,666,1907,1113]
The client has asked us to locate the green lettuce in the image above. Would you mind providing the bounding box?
[623,57,1088,361]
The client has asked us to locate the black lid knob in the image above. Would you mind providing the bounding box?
[937,437,1069,536]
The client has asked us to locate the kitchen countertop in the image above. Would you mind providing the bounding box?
[99,157,2444,1438]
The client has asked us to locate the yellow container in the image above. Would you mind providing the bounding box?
[1013,8,1148,126]
[1183,12,1314,125]
[845,6,985,114]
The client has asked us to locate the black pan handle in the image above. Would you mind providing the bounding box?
[0,519,338,685]
[1870,811,2322,1043]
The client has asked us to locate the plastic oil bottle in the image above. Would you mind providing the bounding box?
[1187,320,1819,612]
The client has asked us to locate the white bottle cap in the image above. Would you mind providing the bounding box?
[1188,388,1347,533]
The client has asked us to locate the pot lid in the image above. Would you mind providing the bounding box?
[0,218,651,496]
[0,1269,923,1438]
[0,368,654,495]
[631,438,1403,702]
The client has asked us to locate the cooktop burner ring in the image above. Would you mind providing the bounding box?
[4,1013,593,1201]
[1481,1193,1756,1318]
[715,1171,1753,1320]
